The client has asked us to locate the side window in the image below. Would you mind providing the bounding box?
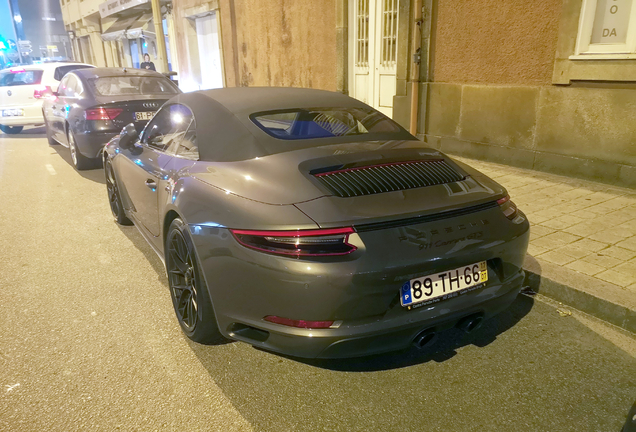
[141,104,195,153]
[53,65,93,81]
[59,74,79,97]
[57,74,72,96]
[174,118,198,160]
[75,77,84,97]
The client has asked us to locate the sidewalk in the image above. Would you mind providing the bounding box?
[455,156,636,332]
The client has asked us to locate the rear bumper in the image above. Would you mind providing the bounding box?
[190,207,530,358]
[74,131,117,158]
[229,270,524,359]
[0,102,44,126]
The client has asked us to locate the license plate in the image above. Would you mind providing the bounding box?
[135,111,154,121]
[401,261,488,307]
[2,109,23,117]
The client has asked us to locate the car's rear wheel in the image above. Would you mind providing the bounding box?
[0,125,23,134]
[67,128,92,170]
[105,160,132,226]
[166,218,224,344]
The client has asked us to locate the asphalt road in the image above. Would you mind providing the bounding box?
[1,128,635,432]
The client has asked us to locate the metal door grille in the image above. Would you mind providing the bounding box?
[381,0,398,66]
[356,0,369,67]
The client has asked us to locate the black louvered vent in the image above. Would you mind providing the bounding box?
[314,160,465,198]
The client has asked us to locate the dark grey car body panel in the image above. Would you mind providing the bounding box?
[104,87,530,358]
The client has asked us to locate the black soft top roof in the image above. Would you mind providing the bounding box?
[166,87,414,162]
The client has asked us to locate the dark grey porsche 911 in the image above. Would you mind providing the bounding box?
[103,87,529,358]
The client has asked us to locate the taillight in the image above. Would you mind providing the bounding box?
[84,107,123,120]
[497,195,518,220]
[264,316,334,329]
[230,227,357,257]
[33,85,52,99]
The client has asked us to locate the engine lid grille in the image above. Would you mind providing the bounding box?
[313,160,465,197]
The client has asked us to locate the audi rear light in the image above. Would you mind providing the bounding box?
[33,85,52,99]
[264,316,334,329]
[230,227,357,257]
[84,107,123,120]
[9,67,26,73]
[497,195,518,220]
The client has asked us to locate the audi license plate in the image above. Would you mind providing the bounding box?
[135,111,155,121]
[2,109,23,117]
[401,261,488,308]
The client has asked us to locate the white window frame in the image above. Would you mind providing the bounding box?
[571,0,636,59]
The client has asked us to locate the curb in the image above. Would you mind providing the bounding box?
[523,256,636,333]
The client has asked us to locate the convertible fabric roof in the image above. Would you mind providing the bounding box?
[166,87,414,162]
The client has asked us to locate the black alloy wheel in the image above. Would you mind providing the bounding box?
[105,160,132,226]
[0,125,23,134]
[67,128,93,170]
[166,218,224,344]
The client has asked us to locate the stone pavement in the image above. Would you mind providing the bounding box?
[455,156,636,332]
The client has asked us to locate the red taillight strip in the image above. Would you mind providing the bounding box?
[313,160,444,177]
[230,227,357,256]
[496,195,510,205]
[264,315,334,329]
[85,107,123,120]
[33,85,52,99]
[230,227,355,237]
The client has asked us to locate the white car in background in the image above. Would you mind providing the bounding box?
[0,62,94,134]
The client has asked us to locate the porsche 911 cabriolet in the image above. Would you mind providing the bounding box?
[103,87,529,358]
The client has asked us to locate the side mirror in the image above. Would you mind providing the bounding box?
[119,123,138,150]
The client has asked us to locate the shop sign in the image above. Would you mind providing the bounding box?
[99,0,149,18]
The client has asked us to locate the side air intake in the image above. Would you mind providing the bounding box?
[313,160,465,198]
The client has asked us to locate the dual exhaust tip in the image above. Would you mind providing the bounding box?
[412,314,484,350]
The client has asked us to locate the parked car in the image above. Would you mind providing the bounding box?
[0,62,94,134]
[623,402,636,432]
[103,87,530,359]
[43,67,180,170]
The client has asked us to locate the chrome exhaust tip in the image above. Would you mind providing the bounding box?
[457,314,484,334]
[412,329,438,350]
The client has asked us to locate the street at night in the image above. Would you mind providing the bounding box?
[0,129,634,431]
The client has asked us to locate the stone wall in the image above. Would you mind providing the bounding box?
[422,83,636,187]
[172,0,337,91]
[420,0,636,187]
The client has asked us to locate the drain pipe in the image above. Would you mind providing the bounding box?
[409,0,423,136]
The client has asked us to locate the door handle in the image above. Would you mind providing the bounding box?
[145,179,157,190]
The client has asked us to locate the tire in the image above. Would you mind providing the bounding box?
[0,125,23,134]
[43,112,58,146]
[166,218,224,344]
[104,160,133,226]
[67,128,93,170]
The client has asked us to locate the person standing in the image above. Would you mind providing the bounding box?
[140,53,156,71]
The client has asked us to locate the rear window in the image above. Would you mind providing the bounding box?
[0,70,44,87]
[251,107,401,140]
[54,65,93,81]
[88,76,178,96]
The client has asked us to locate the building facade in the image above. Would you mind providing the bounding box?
[61,0,635,187]
[60,0,177,72]
[420,0,636,187]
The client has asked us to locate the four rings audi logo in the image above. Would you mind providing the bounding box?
[143,102,158,109]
